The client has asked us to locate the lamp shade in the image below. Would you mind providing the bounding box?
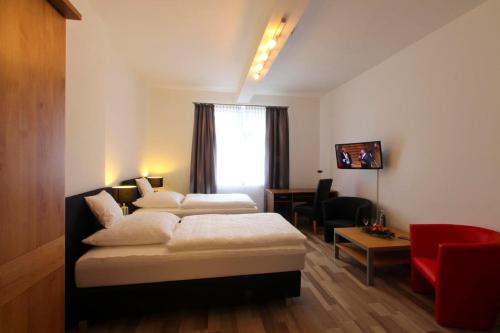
[112,185,138,204]
[147,176,163,188]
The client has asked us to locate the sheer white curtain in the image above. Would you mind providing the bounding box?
[214,104,266,210]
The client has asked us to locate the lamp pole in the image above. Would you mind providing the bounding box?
[376,169,380,221]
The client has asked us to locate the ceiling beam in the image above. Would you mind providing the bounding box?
[237,0,310,103]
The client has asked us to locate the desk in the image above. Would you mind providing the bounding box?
[265,188,337,221]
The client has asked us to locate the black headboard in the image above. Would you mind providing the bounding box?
[65,187,111,327]
[120,177,139,186]
[120,178,142,212]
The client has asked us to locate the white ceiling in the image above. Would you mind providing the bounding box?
[257,0,485,95]
[89,0,484,96]
[88,0,275,91]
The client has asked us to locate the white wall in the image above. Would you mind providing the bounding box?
[145,88,320,197]
[320,0,500,231]
[66,0,147,196]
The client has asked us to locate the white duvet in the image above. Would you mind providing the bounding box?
[180,193,257,209]
[167,213,306,252]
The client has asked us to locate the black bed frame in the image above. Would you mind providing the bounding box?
[120,177,139,187]
[65,186,301,329]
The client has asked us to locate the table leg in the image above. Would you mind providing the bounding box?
[334,231,340,259]
[366,249,374,286]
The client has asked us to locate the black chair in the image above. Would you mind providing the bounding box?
[293,178,333,234]
[322,197,372,243]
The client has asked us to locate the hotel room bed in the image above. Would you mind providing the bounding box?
[133,207,258,216]
[66,187,305,325]
[121,178,259,215]
[76,213,305,287]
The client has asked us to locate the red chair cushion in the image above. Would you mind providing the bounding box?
[413,257,438,286]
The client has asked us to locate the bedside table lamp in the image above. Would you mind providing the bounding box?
[112,185,137,215]
[147,176,164,190]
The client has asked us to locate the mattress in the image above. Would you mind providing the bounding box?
[133,206,258,217]
[181,193,257,209]
[75,244,306,288]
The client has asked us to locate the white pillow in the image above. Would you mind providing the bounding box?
[135,177,154,196]
[133,191,185,208]
[85,190,123,228]
[82,212,180,246]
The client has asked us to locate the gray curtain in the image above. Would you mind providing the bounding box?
[189,103,217,193]
[265,106,289,189]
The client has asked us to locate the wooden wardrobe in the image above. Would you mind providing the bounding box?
[0,0,80,331]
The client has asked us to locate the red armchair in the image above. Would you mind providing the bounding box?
[410,224,500,330]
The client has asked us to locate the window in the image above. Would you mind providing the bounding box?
[214,104,266,187]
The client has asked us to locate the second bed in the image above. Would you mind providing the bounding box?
[133,192,259,216]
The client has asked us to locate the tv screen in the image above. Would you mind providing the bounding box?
[335,141,383,169]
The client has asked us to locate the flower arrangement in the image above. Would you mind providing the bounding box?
[362,224,395,239]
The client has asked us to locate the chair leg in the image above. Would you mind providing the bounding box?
[312,220,317,234]
[293,212,299,227]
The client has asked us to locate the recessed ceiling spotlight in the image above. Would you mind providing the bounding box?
[258,53,269,61]
[252,73,260,80]
[254,63,264,72]
[258,45,268,52]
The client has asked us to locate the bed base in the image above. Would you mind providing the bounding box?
[76,270,301,321]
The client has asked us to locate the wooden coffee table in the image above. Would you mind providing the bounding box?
[334,227,410,286]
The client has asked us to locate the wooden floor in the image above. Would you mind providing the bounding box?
[73,228,500,333]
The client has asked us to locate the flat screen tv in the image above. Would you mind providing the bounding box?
[335,141,383,169]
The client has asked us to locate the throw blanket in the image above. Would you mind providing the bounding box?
[181,193,257,209]
[167,213,306,252]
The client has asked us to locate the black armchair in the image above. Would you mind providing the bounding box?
[293,178,333,234]
[322,197,372,242]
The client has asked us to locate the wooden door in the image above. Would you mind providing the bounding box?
[0,0,79,331]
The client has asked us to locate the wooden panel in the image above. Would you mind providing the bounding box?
[0,0,69,331]
[0,267,64,333]
[0,236,64,306]
[0,0,65,265]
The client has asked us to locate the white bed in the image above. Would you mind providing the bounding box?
[134,206,258,217]
[76,213,306,288]
[133,192,259,216]
[181,193,257,209]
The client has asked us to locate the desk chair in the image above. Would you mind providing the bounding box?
[293,178,333,234]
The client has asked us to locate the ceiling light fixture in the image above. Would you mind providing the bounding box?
[251,17,287,81]
[258,53,269,62]
[254,63,264,72]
